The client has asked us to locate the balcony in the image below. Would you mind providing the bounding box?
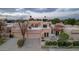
[28,27,42,30]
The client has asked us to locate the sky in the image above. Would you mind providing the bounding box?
[0,8,79,20]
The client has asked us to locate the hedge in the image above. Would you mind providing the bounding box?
[45,41,57,46]
[58,41,72,47]
[73,41,79,46]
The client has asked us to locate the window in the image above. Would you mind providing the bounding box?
[44,33,47,37]
[35,24,38,27]
[43,24,47,28]
[44,32,49,37]
[31,24,38,27]
[47,33,49,37]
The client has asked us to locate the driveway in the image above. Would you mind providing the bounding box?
[64,25,79,41]
[0,38,17,51]
[23,38,42,51]
[0,38,42,51]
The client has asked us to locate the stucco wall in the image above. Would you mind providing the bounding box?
[11,21,51,39]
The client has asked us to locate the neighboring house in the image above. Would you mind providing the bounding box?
[0,18,9,38]
[54,22,64,35]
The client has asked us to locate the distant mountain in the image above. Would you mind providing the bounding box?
[0,15,30,20]
[59,14,79,20]
[1,13,79,20]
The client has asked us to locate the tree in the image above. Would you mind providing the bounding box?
[75,20,79,25]
[73,41,79,46]
[0,20,6,37]
[69,18,76,25]
[17,20,28,40]
[0,20,7,45]
[51,18,61,24]
[63,18,76,25]
[17,20,28,47]
[59,31,69,41]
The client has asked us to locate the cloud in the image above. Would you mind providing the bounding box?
[15,8,24,11]
[0,8,79,19]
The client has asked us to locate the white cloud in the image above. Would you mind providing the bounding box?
[34,8,48,11]
[15,8,24,11]
[0,8,79,19]
[0,12,29,16]
[55,8,70,12]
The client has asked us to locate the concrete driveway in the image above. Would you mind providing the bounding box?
[0,38,17,51]
[0,38,42,51]
[24,39,41,48]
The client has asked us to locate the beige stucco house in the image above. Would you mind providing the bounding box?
[11,20,51,39]
[8,16,64,39]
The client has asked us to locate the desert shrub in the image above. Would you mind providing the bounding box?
[73,41,79,46]
[52,41,57,46]
[59,31,69,40]
[45,41,57,46]
[58,41,64,47]
[17,39,25,48]
[45,41,53,46]
[0,37,6,45]
[58,31,71,47]
[58,41,72,47]
[64,41,72,47]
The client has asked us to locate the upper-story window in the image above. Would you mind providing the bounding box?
[35,24,38,27]
[43,24,47,28]
[31,24,39,27]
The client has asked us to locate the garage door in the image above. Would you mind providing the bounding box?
[24,39,41,49]
[28,33,41,39]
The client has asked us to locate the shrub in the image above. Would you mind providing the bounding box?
[58,41,72,47]
[58,41,64,47]
[59,31,69,40]
[45,41,57,46]
[17,39,25,48]
[73,41,79,46]
[45,41,53,46]
[0,37,6,45]
[52,41,57,46]
[64,41,72,47]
